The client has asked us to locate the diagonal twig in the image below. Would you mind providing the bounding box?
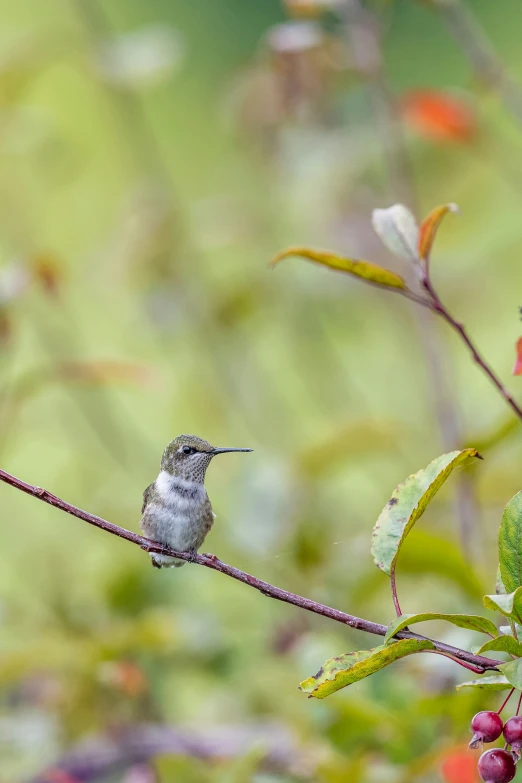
[0,466,502,674]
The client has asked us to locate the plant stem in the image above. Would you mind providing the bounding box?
[340,0,477,564]
[435,0,522,129]
[517,691,522,716]
[0,466,502,674]
[390,561,402,617]
[421,277,522,422]
[498,688,515,716]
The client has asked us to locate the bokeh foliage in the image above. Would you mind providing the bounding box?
[2,0,522,780]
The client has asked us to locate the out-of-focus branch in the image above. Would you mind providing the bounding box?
[434,0,522,127]
[0,466,502,673]
[420,275,522,422]
[338,0,478,556]
[27,722,302,783]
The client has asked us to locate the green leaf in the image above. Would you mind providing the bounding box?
[474,636,522,656]
[270,247,407,290]
[384,612,497,645]
[484,588,522,621]
[499,491,522,592]
[299,639,434,699]
[371,449,481,576]
[456,675,512,691]
[499,658,522,689]
[371,204,419,262]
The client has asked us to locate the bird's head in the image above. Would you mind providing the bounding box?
[161,434,252,482]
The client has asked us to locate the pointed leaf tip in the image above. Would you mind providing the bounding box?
[418,203,459,262]
[270,246,406,289]
[371,449,481,577]
[371,204,419,262]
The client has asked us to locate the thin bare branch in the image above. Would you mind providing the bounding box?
[435,0,522,128]
[421,277,522,422]
[0,466,501,674]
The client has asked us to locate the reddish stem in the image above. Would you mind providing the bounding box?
[0,466,502,674]
[498,688,515,716]
[422,277,522,423]
[517,691,522,717]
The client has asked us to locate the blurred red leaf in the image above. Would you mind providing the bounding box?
[513,337,522,376]
[284,0,342,16]
[57,360,155,389]
[441,749,479,783]
[100,660,148,697]
[401,90,476,143]
[32,252,63,297]
[418,203,459,262]
[0,309,12,346]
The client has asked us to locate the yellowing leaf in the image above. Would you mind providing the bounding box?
[371,449,481,577]
[270,247,406,289]
[418,203,459,261]
[299,639,434,699]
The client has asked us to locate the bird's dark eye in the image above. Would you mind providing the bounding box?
[182,445,193,455]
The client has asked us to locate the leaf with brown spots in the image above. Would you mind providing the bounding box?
[299,639,434,699]
[371,449,481,577]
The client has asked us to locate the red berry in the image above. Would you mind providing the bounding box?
[470,712,504,749]
[504,716,522,745]
[504,715,522,759]
[478,749,516,783]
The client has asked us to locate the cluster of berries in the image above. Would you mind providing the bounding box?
[470,711,522,782]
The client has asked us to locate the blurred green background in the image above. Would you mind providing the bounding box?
[2,0,522,780]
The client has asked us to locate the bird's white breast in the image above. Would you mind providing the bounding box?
[155,470,205,510]
[144,471,207,557]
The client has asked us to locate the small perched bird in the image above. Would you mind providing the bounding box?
[140,434,252,568]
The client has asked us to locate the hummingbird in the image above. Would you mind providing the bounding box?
[140,434,253,568]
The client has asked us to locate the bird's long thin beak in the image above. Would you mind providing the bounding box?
[211,447,253,455]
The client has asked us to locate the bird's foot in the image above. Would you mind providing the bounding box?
[186,548,198,564]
